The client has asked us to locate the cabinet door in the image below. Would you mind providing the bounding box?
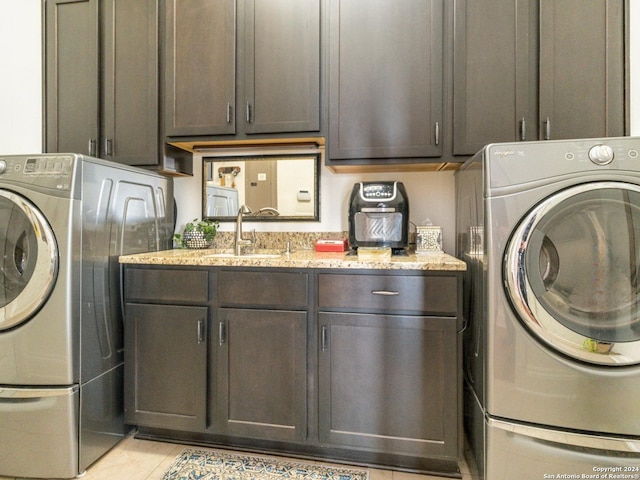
[452,0,538,155]
[242,0,320,134]
[318,312,459,458]
[102,0,159,166]
[45,0,99,156]
[124,304,207,431]
[164,0,236,136]
[213,308,307,442]
[538,0,626,140]
[328,0,444,161]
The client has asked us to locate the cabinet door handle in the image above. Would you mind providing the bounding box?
[88,138,97,156]
[544,117,551,140]
[246,103,252,123]
[371,290,400,296]
[104,138,113,157]
[197,319,205,344]
[434,121,440,146]
[321,325,328,352]
[226,103,232,124]
[218,321,226,346]
[520,117,526,141]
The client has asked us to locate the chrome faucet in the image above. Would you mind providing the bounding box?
[235,205,254,255]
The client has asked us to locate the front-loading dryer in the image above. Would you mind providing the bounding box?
[456,137,640,479]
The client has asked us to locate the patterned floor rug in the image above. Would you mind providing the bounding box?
[162,449,369,480]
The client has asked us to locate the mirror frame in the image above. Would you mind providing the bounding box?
[202,152,321,222]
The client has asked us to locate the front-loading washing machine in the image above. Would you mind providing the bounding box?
[456,137,640,479]
[0,154,173,479]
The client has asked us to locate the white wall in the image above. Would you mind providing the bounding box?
[0,0,42,154]
[1,0,638,253]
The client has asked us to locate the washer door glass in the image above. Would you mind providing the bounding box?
[0,190,58,331]
[505,182,640,366]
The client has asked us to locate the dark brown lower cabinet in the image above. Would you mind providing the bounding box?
[123,265,462,473]
[124,303,207,431]
[212,308,307,442]
[318,312,458,458]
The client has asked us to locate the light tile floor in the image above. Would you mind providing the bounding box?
[1,432,479,480]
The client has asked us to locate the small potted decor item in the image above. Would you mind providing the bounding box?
[173,218,219,249]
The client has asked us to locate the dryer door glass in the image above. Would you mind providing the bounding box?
[505,182,640,366]
[0,190,58,331]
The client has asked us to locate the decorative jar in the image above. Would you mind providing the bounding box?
[416,225,443,253]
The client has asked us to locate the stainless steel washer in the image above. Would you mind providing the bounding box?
[456,137,640,479]
[0,154,172,479]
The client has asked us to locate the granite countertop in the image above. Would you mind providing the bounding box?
[119,248,466,271]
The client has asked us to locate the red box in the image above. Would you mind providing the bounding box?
[315,239,348,252]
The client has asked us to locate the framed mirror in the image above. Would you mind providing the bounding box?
[203,151,320,221]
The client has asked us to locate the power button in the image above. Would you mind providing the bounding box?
[588,144,614,165]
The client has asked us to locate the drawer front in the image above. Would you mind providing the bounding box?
[217,270,309,307]
[0,386,79,478]
[318,273,458,314]
[125,267,209,303]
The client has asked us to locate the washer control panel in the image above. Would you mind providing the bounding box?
[0,155,75,191]
[588,144,615,165]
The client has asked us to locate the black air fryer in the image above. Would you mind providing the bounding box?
[348,181,409,250]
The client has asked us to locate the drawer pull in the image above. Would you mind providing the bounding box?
[371,290,400,296]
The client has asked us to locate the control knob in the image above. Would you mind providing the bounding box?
[588,144,614,165]
[0,160,6,175]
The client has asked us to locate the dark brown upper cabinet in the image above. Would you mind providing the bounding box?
[453,0,627,156]
[164,0,320,138]
[327,0,445,163]
[46,0,161,168]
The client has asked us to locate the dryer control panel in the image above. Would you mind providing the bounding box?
[588,144,615,165]
[487,138,640,191]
